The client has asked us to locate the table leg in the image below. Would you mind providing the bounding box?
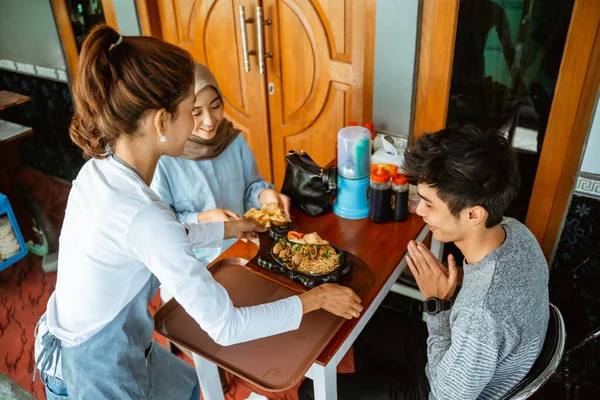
[192,353,225,400]
[307,363,338,400]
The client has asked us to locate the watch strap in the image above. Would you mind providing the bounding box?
[421,297,452,315]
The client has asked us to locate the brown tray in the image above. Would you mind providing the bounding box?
[154,257,345,391]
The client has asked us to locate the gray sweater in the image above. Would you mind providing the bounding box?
[426,218,549,400]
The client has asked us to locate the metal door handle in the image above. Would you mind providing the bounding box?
[239,6,255,72]
[256,6,272,75]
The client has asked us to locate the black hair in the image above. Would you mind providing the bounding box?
[403,125,520,228]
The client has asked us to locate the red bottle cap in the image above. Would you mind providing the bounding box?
[348,121,358,126]
[392,173,408,185]
[364,122,376,140]
[370,166,391,183]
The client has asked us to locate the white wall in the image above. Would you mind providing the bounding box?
[581,97,600,175]
[372,0,420,137]
[0,0,66,70]
[115,0,141,36]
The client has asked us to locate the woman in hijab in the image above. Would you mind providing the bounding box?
[151,63,290,269]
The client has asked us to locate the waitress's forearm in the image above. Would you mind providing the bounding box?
[184,221,224,248]
[202,296,304,346]
[223,221,238,239]
[299,291,322,315]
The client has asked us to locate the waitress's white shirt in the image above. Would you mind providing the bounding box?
[40,157,302,351]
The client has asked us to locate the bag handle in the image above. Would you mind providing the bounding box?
[288,149,337,192]
[287,150,322,176]
[323,167,337,193]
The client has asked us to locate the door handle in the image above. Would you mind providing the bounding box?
[256,6,273,75]
[239,6,256,72]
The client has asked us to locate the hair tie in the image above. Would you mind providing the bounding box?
[109,35,123,51]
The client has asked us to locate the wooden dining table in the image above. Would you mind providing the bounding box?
[166,207,443,400]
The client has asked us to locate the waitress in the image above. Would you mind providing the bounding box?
[34,25,363,400]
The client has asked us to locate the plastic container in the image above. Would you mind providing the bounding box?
[408,184,421,214]
[0,193,28,272]
[391,174,409,222]
[364,122,376,153]
[368,167,392,223]
[371,135,405,171]
[337,122,358,166]
[337,126,371,180]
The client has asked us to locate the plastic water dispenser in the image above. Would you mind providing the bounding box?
[333,126,371,219]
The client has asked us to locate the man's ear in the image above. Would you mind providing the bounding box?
[466,205,487,227]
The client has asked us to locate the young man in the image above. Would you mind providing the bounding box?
[299,125,549,400]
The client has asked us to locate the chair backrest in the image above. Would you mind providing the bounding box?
[499,303,566,400]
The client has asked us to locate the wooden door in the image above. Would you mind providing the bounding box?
[262,0,375,187]
[157,0,273,181]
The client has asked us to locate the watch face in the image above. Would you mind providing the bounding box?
[425,298,438,313]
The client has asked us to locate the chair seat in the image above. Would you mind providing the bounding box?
[499,304,566,400]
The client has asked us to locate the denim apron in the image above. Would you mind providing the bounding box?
[34,275,198,399]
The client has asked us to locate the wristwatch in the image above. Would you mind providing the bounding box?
[421,297,452,315]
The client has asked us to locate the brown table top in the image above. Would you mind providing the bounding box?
[0,91,30,111]
[215,208,426,365]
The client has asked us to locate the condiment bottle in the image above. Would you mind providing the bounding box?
[391,173,409,222]
[364,122,376,154]
[408,184,420,214]
[368,166,392,223]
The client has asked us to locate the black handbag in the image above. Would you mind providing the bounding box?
[281,150,337,217]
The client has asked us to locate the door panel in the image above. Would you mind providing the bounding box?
[264,0,372,187]
[279,5,314,119]
[284,82,351,156]
[158,0,273,181]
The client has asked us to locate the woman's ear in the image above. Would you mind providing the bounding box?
[154,108,168,135]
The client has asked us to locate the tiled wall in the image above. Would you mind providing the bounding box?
[0,70,84,181]
[551,192,600,386]
[0,59,68,83]
[551,96,600,387]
